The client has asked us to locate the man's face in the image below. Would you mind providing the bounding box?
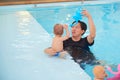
[71,23,84,37]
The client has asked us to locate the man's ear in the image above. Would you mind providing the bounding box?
[81,30,85,35]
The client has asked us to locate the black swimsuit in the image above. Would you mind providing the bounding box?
[63,37,94,51]
[63,37,98,69]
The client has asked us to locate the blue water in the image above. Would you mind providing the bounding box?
[0,1,120,80]
[0,2,92,80]
[28,1,120,79]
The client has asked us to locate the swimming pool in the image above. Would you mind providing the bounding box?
[0,0,120,80]
[27,0,120,78]
[0,2,91,80]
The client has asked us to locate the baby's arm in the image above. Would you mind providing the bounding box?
[62,24,70,41]
[107,66,119,75]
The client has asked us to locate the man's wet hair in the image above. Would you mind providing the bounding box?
[72,20,87,35]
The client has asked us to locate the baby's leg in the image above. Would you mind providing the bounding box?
[44,47,56,56]
[59,51,68,59]
[60,51,66,57]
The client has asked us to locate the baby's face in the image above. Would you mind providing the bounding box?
[102,70,107,78]
[93,66,107,79]
[97,70,107,79]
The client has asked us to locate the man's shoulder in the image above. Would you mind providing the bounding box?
[85,36,94,46]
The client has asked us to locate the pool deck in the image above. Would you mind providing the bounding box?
[0,0,93,6]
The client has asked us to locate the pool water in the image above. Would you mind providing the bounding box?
[28,1,120,78]
[0,3,91,80]
[0,0,120,80]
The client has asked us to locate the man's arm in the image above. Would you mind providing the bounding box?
[82,10,96,44]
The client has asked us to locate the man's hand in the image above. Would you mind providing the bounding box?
[82,10,91,18]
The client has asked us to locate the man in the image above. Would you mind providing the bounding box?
[44,10,97,68]
[63,10,97,69]
[64,10,96,52]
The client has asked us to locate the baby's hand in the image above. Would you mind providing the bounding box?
[63,24,68,29]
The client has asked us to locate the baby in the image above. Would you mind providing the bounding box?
[44,24,70,58]
[93,65,108,80]
[107,64,120,80]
